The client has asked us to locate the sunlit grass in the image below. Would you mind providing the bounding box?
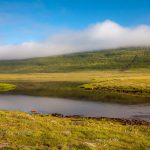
[0,70,149,82]
[0,83,16,92]
[81,76,150,96]
[0,71,149,104]
[0,110,149,149]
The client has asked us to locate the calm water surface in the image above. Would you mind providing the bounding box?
[0,95,150,122]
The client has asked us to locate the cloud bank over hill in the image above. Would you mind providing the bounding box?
[0,20,150,60]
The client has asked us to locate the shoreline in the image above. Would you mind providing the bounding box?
[0,110,149,149]
[29,111,150,126]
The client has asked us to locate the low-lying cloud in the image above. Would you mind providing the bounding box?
[1,20,150,60]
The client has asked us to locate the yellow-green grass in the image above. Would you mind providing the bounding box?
[0,83,16,92]
[81,76,150,96]
[0,110,149,150]
[0,70,149,82]
[0,71,150,104]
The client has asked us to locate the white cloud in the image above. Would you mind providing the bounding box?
[0,20,150,60]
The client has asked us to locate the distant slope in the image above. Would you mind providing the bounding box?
[0,47,149,73]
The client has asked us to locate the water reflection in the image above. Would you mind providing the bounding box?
[0,95,150,122]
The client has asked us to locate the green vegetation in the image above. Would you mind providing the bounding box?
[0,71,149,104]
[0,47,149,73]
[0,111,149,149]
[0,83,16,92]
[0,48,149,103]
[81,75,150,103]
[0,48,150,149]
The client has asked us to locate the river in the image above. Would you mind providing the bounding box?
[0,95,150,122]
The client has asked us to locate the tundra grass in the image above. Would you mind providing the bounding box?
[0,110,149,150]
[81,76,150,96]
[0,83,16,92]
[0,71,150,104]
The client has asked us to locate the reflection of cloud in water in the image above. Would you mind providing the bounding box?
[0,95,150,122]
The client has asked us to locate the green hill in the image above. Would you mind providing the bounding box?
[0,47,149,73]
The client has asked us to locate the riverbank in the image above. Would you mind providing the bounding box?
[0,110,149,149]
[0,71,150,104]
[50,113,150,125]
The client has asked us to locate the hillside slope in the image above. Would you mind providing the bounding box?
[0,47,149,73]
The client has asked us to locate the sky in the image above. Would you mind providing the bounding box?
[1,0,150,59]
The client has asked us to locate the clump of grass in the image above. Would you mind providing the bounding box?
[0,83,16,92]
[0,110,149,149]
[81,76,150,96]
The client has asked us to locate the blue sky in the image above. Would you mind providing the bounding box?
[1,0,150,44]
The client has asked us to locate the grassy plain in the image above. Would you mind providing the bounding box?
[0,71,149,104]
[0,110,149,150]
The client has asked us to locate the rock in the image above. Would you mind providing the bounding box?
[51,113,63,117]
[83,142,96,148]
[51,120,57,124]
[62,130,71,135]
[30,109,38,113]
